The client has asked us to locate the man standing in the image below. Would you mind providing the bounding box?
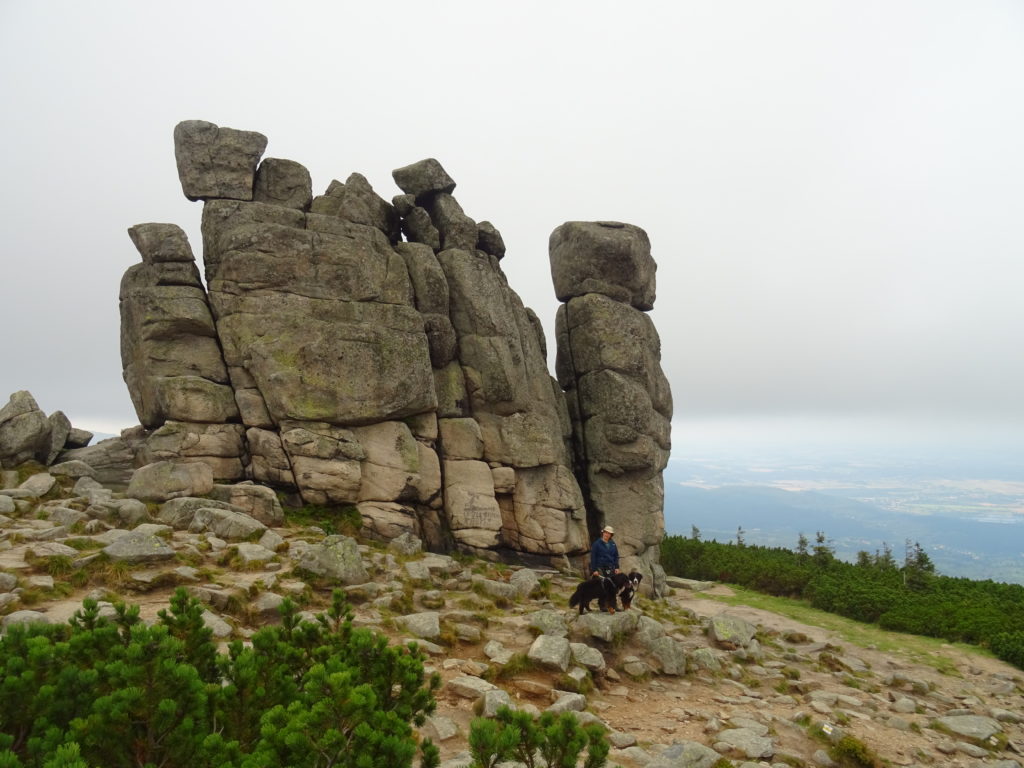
[590,525,620,578]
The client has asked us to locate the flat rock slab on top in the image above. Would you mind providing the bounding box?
[173,120,268,202]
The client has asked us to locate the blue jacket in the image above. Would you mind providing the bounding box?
[589,536,619,573]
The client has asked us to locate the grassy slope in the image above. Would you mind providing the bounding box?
[702,584,995,676]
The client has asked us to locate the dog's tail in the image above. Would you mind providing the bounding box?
[569,590,581,609]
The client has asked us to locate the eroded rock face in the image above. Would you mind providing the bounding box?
[0,392,52,468]
[550,221,672,582]
[104,121,670,566]
[0,392,96,471]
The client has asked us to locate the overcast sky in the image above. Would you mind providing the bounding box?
[2,1,1022,454]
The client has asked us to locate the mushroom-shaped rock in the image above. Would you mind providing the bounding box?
[549,221,656,310]
[392,158,456,199]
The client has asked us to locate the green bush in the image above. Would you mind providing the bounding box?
[469,706,608,768]
[989,630,1024,669]
[0,588,441,768]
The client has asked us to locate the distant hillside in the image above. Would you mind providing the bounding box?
[664,482,1024,583]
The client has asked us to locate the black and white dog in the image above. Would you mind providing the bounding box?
[611,571,643,610]
[568,574,618,614]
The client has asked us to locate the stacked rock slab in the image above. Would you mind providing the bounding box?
[115,119,590,560]
[119,222,245,481]
[550,222,672,584]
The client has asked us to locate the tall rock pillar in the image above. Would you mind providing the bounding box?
[549,222,672,587]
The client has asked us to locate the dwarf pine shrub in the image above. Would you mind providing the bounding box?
[0,588,441,768]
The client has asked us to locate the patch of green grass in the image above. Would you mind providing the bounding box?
[482,652,534,682]
[45,556,75,577]
[63,538,102,551]
[283,503,361,536]
[705,585,977,674]
[829,735,883,768]
[535,577,552,599]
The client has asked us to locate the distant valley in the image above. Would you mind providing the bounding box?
[663,435,1024,584]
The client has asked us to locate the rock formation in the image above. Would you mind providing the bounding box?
[4,119,672,574]
[0,391,92,469]
[551,222,673,586]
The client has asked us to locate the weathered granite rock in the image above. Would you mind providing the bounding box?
[0,391,51,467]
[48,460,96,479]
[443,459,502,549]
[294,535,368,584]
[112,122,672,569]
[692,647,724,671]
[570,642,606,672]
[647,740,722,768]
[254,157,313,210]
[509,568,540,598]
[573,610,640,643]
[480,688,513,717]
[934,715,1002,743]
[189,507,267,541]
[64,428,93,449]
[549,221,656,310]
[156,496,237,529]
[548,691,586,712]
[709,614,758,649]
[476,221,506,259]
[389,532,423,556]
[120,224,236,429]
[392,158,456,200]
[139,421,246,482]
[208,482,283,526]
[102,531,176,564]
[427,195,477,251]
[551,221,670,583]
[352,420,438,504]
[58,431,142,486]
[174,120,268,201]
[396,611,441,641]
[19,472,55,498]
[95,498,150,528]
[126,460,214,503]
[204,212,434,427]
[528,634,572,672]
[649,636,688,675]
[503,464,588,556]
[446,675,496,700]
[716,728,774,760]
[317,173,400,242]
[45,411,71,465]
[528,609,569,638]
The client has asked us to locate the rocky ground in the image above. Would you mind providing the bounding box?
[2,464,1023,768]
